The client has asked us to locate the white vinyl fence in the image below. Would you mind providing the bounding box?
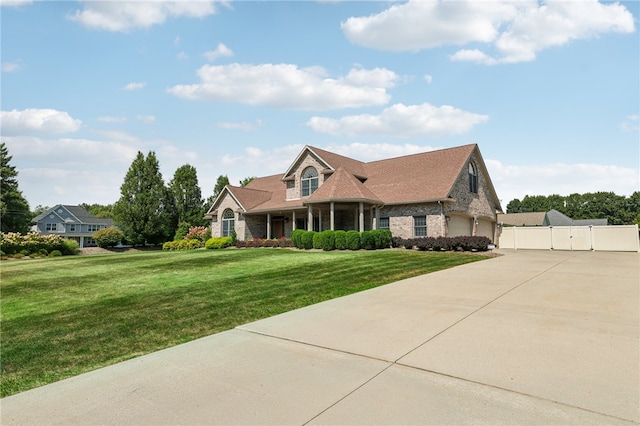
[498,225,640,252]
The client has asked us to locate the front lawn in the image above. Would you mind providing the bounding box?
[0,248,487,397]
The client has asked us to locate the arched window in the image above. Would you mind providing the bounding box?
[222,208,234,237]
[301,167,319,197]
[468,162,478,194]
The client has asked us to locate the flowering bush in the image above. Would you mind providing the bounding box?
[0,232,77,256]
[185,226,210,243]
[392,236,492,252]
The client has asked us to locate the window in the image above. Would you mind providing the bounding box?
[46,223,57,231]
[222,209,235,237]
[379,217,389,229]
[414,216,427,237]
[88,224,102,232]
[68,224,76,232]
[469,162,478,194]
[301,167,319,197]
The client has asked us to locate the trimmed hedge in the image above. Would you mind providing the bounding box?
[289,229,392,251]
[235,238,294,248]
[392,236,492,252]
[205,236,233,249]
[162,239,203,251]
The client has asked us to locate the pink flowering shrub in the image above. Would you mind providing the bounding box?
[184,226,210,243]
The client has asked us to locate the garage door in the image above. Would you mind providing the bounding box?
[477,219,494,241]
[448,215,472,237]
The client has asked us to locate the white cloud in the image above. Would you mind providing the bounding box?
[176,51,188,61]
[306,102,488,137]
[97,116,127,123]
[2,62,21,72]
[122,81,146,91]
[1,108,82,135]
[168,63,397,110]
[342,0,635,64]
[68,1,218,32]
[203,43,234,61]
[620,114,639,132]
[423,74,433,84]
[0,0,33,6]
[216,120,262,131]
[486,159,640,205]
[136,114,156,123]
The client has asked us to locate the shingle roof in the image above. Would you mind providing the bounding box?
[306,167,382,204]
[31,205,113,225]
[218,143,497,214]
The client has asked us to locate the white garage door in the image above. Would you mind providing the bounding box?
[448,215,472,237]
[477,219,494,241]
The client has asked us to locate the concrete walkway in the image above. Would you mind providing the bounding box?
[2,250,638,425]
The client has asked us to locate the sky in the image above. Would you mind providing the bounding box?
[1,0,639,211]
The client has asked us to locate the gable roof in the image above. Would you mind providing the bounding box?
[211,144,501,214]
[31,205,113,225]
[306,167,382,204]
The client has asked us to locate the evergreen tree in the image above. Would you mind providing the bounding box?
[168,164,205,227]
[0,142,30,233]
[113,151,172,245]
[206,175,230,206]
[240,176,256,187]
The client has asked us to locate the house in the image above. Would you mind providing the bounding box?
[31,205,114,248]
[206,144,502,242]
[498,209,608,227]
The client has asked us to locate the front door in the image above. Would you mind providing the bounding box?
[272,219,284,239]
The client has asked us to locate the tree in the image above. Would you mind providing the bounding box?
[0,142,30,233]
[168,164,205,227]
[240,176,256,187]
[113,151,173,245]
[206,175,230,206]
[80,203,113,218]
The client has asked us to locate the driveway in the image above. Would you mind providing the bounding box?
[1,249,638,425]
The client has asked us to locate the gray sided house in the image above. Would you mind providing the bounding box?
[206,144,503,242]
[31,205,113,248]
[498,209,608,227]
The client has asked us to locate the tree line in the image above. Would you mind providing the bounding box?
[506,192,640,225]
[0,143,255,242]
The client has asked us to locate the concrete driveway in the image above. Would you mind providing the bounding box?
[2,249,638,425]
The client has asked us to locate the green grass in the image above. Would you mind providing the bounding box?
[0,248,487,397]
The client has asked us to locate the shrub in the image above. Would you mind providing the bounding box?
[291,229,305,248]
[317,230,336,251]
[93,227,124,248]
[185,226,209,243]
[20,249,30,256]
[62,239,80,255]
[360,231,376,250]
[301,231,315,250]
[373,229,392,249]
[0,232,78,256]
[334,230,347,250]
[162,239,203,251]
[205,237,233,250]
[49,250,62,257]
[392,236,492,252]
[346,231,361,250]
[312,232,323,249]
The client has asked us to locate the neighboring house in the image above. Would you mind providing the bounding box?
[498,209,608,227]
[31,205,114,248]
[206,144,503,242]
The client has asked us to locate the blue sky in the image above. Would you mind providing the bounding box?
[2,0,638,210]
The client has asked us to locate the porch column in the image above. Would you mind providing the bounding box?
[266,213,271,239]
[359,202,364,232]
[374,206,380,230]
[307,206,313,231]
[292,211,296,231]
[330,202,335,230]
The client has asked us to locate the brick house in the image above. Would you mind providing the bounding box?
[206,144,502,242]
